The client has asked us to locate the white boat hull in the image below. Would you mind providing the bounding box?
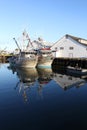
[37,57,53,68]
[15,58,38,68]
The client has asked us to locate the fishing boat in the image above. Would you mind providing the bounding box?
[37,47,53,68]
[36,38,53,68]
[9,31,38,68]
[14,50,38,68]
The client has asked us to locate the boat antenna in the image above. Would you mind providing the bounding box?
[13,38,21,52]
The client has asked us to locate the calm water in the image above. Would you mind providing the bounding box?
[0,63,87,129]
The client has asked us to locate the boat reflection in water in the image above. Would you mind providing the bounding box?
[52,66,87,90]
[13,67,53,102]
[7,65,16,74]
[37,68,53,96]
[16,68,38,83]
[15,68,38,102]
[8,65,87,102]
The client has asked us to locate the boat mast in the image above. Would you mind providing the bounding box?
[22,30,34,50]
[26,33,34,49]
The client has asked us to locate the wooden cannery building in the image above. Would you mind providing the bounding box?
[51,34,87,68]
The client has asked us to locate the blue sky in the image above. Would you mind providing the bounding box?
[0,0,87,51]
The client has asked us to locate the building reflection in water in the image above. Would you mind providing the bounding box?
[52,66,87,90]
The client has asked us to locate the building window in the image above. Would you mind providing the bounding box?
[69,47,74,50]
[60,47,64,50]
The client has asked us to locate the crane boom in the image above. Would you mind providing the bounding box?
[13,38,21,52]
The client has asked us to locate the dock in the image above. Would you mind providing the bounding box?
[0,54,12,63]
[52,57,87,69]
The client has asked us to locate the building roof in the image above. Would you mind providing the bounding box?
[51,34,87,49]
[66,34,87,46]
